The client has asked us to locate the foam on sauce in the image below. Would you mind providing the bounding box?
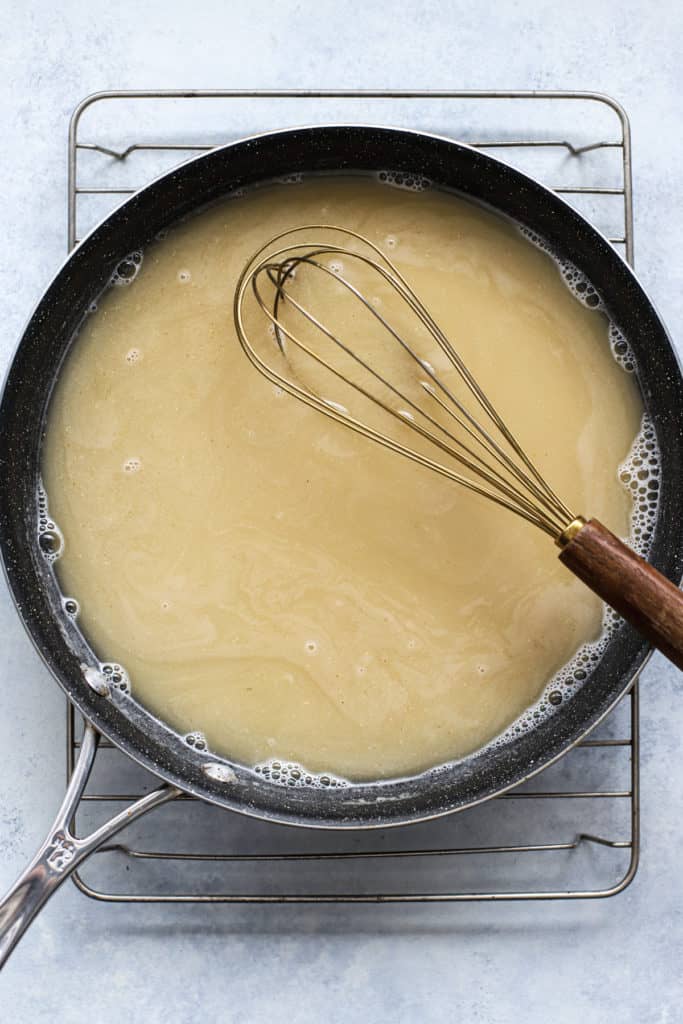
[40,175,651,783]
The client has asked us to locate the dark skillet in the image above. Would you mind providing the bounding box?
[0,126,681,963]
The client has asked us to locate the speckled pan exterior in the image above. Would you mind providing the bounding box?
[0,125,681,828]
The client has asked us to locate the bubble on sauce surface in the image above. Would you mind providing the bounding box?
[608,324,635,373]
[304,640,318,655]
[484,414,660,753]
[123,457,142,474]
[517,224,644,380]
[125,347,142,365]
[517,228,660,552]
[253,758,349,789]
[184,730,207,751]
[100,662,131,694]
[617,414,660,556]
[36,484,64,562]
[38,529,63,559]
[111,251,143,287]
[519,227,604,310]
[376,170,432,192]
[177,269,191,284]
[63,597,79,617]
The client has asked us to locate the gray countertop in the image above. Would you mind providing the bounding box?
[1,2,682,1021]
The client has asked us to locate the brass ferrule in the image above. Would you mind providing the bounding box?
[556,516,588,548]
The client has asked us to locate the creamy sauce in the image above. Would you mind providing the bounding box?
[42,176,643,780]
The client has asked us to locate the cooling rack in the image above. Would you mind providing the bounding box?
[66,90,639,903]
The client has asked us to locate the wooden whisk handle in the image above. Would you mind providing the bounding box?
[558,518,683,670]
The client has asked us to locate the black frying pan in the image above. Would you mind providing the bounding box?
[1,126,681,964]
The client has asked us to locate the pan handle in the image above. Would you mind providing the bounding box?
[0,719,179,969]
[558,518,683,670]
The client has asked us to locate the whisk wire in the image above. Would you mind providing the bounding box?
[272,234,572,526]
[234,225,576,539]
[258,258,565,530]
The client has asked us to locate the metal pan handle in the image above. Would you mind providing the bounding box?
[0,719,179,969]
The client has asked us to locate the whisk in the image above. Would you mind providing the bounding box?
[234,225,683,670]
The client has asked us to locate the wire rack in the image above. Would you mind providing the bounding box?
[66,90,639,903]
